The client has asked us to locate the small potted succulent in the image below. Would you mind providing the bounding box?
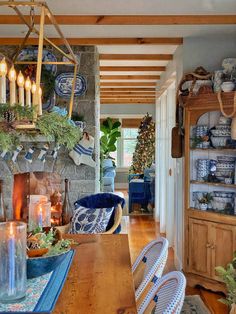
[198,193,212,210]
[216,252,236,314]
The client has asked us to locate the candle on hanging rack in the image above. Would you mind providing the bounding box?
[17,71,24,106]
[0,58,7,103]
[31,81,36,106]
[25,76,31,107]
[8,66,16,106]
[38,87,42,116]
[8,222,15,295]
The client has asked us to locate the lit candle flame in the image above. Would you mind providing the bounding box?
[17,71,24,87]
[9,222,14,237]
[25,76,31,91]
[0,58,7,76]
[8,66,16,82]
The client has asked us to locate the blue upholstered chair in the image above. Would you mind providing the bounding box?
[102,159,116,192]
[56,193,125,234]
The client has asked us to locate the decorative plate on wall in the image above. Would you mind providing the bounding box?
[17,48,57,75]
[42,91,56,111]
[55,72,87,98]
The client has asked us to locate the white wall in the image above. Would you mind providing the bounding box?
[183,34,236,73]
[101,104,155,118]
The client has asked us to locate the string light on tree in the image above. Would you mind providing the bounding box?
[129,113,155,174]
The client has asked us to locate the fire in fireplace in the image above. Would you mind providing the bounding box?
[13,172,62,225]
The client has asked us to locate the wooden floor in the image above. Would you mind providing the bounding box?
[127,215,228,314]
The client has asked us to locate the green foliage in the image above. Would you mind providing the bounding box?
[216,252,236,307]
[36,112,81,150]
[100,117,121,159]
[198,193,212,204]
[0,129,20,152]
[0,103,35,121]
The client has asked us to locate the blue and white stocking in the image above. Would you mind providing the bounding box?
[38,144,49,162]
[25,147,35,163]
[12,145,23,163]
[51,144,61,159]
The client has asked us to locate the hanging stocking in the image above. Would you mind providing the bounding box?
[38,144,49,162]
[69,132,96,167]
[51,144,61,159]
[0,150,11,161]
[25,147,35,163]
[12,145,23,163]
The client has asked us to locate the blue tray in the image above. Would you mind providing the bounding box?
[0,250,75,314]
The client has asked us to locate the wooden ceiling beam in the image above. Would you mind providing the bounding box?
[0,37,183,45]
[100,82,156,87]
[1,15,236,25]
[100,88,155,91]
[101,91,156,94]
[100,66,165,71]
[101,95,155,99]
[101,99,155,104]
[99,54,172,60]
[100,75,160,80]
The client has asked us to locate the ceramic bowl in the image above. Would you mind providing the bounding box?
[218,116,232,125]
[217,156,235,163]
[221,81,235,92]
[213,191,234,198]
[211,136,231,148]
[27,249,71,279]
[211,129,231,137]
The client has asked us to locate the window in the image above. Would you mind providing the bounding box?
[121,128,138,167]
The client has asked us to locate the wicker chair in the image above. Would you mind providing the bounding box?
[132,237,169,302]
[137,271,186,314]
[56,203,123,235]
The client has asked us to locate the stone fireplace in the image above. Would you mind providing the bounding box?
[0,45,100,219]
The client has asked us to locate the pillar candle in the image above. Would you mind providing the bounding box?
[8,66,16,106]
[17,71,25,106]
[0,58,7,103]
[25,76,31,107]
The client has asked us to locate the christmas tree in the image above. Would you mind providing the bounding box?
[129,113,155,174]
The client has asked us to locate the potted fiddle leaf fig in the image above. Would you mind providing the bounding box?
[100,117,121,161]
[216,252,236,314]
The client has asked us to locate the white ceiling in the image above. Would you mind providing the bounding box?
[1,0,236,14]
[0,0,236,104]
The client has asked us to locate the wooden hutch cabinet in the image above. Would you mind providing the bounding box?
[183,92,236,292]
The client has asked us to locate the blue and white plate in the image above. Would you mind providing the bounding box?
[55,72,87,98]
[17,48,57,75]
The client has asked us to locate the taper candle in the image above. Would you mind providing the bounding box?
[38,205,43,227]
[38,87,42,116]
[17,71,25,106]
[8,222,15,295]
[8,66,16,106]
[0,58,7,103]
[25,76,31,107]
[31,81,36,106]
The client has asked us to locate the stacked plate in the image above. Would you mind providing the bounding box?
[211,191,235,211]
[215,156,235,183]
[210,116,232,148]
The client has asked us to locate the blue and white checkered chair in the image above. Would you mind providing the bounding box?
[132,237,169,302]
[137,271,186,314]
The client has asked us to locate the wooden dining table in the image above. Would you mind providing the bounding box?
[53,234,137,314]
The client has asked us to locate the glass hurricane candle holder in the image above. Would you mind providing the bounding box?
[28,198,51,231]
[0,222,27,303]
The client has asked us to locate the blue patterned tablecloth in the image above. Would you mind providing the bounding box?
[0,250,74,314]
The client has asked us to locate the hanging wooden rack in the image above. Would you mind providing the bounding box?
[0,0,78,119]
